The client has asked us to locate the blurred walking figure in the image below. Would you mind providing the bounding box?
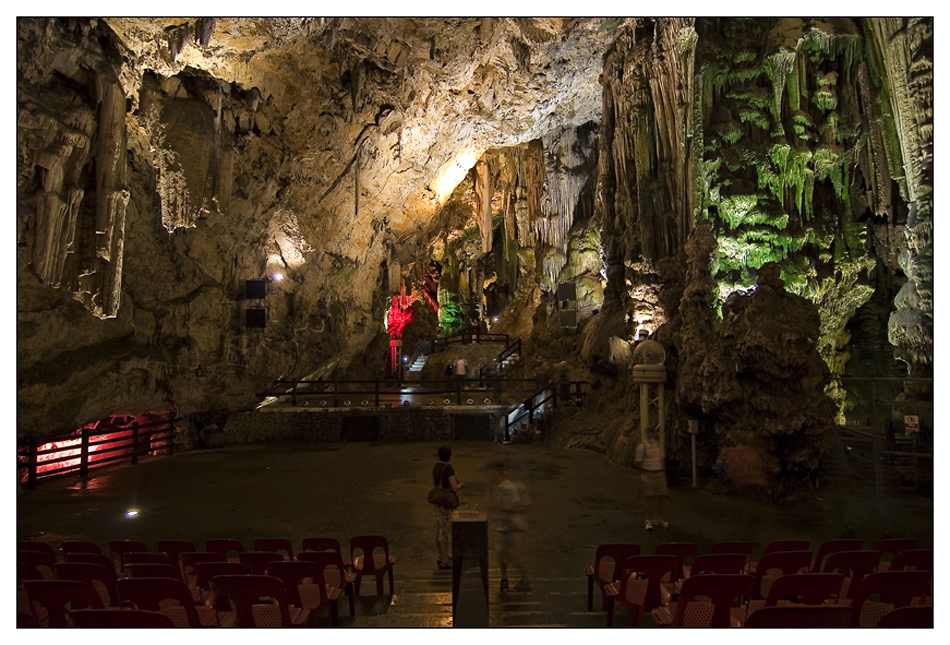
[433,444,463,569]
[455,356,469,389]
[487,458,531,592]
[444,361,454,394]
[634,425,668,530]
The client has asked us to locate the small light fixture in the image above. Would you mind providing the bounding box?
[126,509,139,518]
[273,273,284,281]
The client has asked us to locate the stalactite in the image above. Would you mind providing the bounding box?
[536,169,585,252]
[474,157,492,254]
[764,50,795,124]
[863,18,933,375]
[855,61,892,216]
[525,139,545,234]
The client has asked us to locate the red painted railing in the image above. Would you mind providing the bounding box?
[17,417,180,489]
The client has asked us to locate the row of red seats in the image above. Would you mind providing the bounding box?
[585,537,932,627]
[18,535,395,627]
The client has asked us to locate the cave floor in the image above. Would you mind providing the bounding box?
[16,440,934,629]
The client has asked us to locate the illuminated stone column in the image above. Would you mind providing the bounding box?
[632,340,668,451]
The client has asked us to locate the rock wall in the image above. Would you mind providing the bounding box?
[555,17,932,500]
[16,17,932,505]
[17,17,624,436]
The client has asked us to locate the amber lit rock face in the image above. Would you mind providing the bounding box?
[717,446,778,488]
[16,17,627,434]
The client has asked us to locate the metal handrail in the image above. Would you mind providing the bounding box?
[17,417,180,489]
[496,337,522,369]
[503,380,588,442]
[831,376,932,497]
[258,377,542,407]
[431,333,510,352]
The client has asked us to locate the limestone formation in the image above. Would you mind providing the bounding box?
[17,18,933,502]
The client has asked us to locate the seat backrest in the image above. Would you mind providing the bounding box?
[108,540,150,562]
[763,572,846,607]
[620,554,679,611]
[17,550,57,578]
[674,573,752,627]
[264,560,325,608]
[239,551,286,575]
[591,543,641,583]
[744,605,852,628]
[205,538,245,559]
[181,551,227,577]
[61,540,102,555]
[64,552,119,580]
[123,551,171,566]
[18,541,58,560]
[70,608,175,627]
[52,561,120,607]
[302,537,342,554]
[24,579,104,627]
[708,540,754,567]
[297,550,350,589]
[254,538,294,560]
[872,538,918,559]
[19,562,43,584]
[123,562,185,582]
[688,553,747,576]
[888,548,932,572]
[820,550,881,597]
[751,550,812,599]
[763,539,810,554]
[811,538,864,572]
[875,605,933,628]
[211,574,292,627]
[17,611,43,628]
[181,551,226,588]
[350,536,391,573]
[194,561,254,597]
[156,539,197,565]
[653,542,698,580]
[849,570,933,627]
[117,576,202,627]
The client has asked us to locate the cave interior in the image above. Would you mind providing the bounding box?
[16,17,934,505]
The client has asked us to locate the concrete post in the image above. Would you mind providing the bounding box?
[452,509,489,627]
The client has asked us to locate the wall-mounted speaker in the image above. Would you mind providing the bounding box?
[557,282,576,301]
[245,279,267,299]
[559,310,577,328]
[246,308,266,328]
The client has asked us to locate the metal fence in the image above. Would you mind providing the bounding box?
[17,417,180,489]
[832,377,932,497]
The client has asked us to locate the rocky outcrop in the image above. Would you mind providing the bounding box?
[700,263,834,502]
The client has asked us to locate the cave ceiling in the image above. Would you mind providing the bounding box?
[104,17,620,235]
